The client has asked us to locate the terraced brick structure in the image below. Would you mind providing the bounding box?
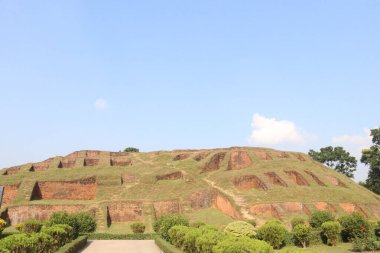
[0,147,379,230]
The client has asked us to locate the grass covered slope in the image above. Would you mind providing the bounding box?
[0,147,379,230]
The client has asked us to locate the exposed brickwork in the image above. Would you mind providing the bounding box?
[213,194,241,219]
[190,190,216,209]
[285,171,310,186]
[30,159,52,172]
[110,158,132,166]
[193,152,209,161]
[339,203,367,217]
[250,204,281,219]
[233,175,268,190]
[326,176,347,188]
[107,202,143,223]
[227,151,252,170]
[173,154,190,161]
[156,171,183,181]
[264,172,288,187]
[6,204,88,225]
[110,152,130,157]
[314,202,337,212]
[275,202,310,215]
[304,171,326,186]
[121,174,137,184]
[154,200,181,217]
[1,184,20,206]
[84,158,99,167]
[254,150,272,160]
[203,152,226,172]
[2,166,20,175]
[85,150,101,157]
[31,177,96,200]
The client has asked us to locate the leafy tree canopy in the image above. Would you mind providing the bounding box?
[308,146,357,178]
[123,147,139,152]
[361,127,380,194]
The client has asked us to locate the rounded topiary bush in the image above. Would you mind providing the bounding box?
[17,219,44,234]
[338,212,370,241]
[213,235,274,253]
[74,212,97,233]
[130,222,145,234]
[224,221,256,238]
[257,220,288,249]
[195,228,225,253]
[309,211,335,228]
[154,215,189,241]
[291,217,306,230]
[293,224,312,248]
[321,221,341,246]
[169,225,190,247]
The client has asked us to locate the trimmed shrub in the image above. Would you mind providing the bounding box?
[213,235,274,253]
[224,221,256,238]
[321,221,341,246]
[30,232,58,253]
[74,212,97,233]
[131,222,146,234]
[0,219,6,234]
[246,219,257,227]
[154,235,183,253]
[309,211,335,228]
[182,227,202,253]
[195,229,225,253]
[190,222,206,228]
[56,235,88,253]
[154,215,189,241]
[291,217,306,230]
[169,225,190,247]
[338,212,370,241]
[352,236,380,252]
[41,224,73,247]
[18,219,44,234]
[0,233,34,252]
[257,220,288,249]
[293,224,312,248]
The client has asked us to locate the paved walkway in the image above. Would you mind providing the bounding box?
[80,240,162,253]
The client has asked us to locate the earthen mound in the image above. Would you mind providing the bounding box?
[156,171,183,181]
[296,154,307,161]
[173,154,190,161]
[264,172,288,187]
[202,152,226,172]
[285,170,309,186]
[227,151,252,170]
[305,171,326,186]
[233,175,268,190]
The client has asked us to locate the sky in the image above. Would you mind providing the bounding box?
[0,1,379,181]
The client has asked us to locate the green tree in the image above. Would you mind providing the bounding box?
[361,127,380,195]
[308,146,357,178]
[123,147,139,152]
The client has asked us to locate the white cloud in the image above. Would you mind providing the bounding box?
[94,98,108,110]
[249,113,311,146]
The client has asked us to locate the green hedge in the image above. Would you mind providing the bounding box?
[154,235,184,253]
[84,233,155,240]
[56,235,88,253]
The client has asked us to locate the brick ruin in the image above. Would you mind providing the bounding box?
[339,202,367,217]
[31,177,97,200]
[2,166,20,175]
[193,152,209,161]
[0,184,20,206]
[153,200,181,218]
[264,172,288,187]
[30,159,52,172]
[121,174,137,184]
[202,152,226,172]
[227,151,252,170]
[58,152,77,168]
[110,157,132,166]
[326,176,347,188]
[250,202,310,219]
[173,154,190,161]
[83,158,99,167]
[107,202,143,225]
[254,150,272,160]
[304,171,326,186]
[156,171,183,181]
[285,170,310,186]
[233,175,268,191]
[314,202,337,212]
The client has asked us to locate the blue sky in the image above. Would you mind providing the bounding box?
[0,1,379,181]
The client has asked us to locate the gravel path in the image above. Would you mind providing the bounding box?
[80,240,162,253]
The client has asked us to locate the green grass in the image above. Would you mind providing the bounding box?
[185,208,234,227]
[276,243,353,253]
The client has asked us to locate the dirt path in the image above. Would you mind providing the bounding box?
[202,177,255,220]
[80,240,162,253]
